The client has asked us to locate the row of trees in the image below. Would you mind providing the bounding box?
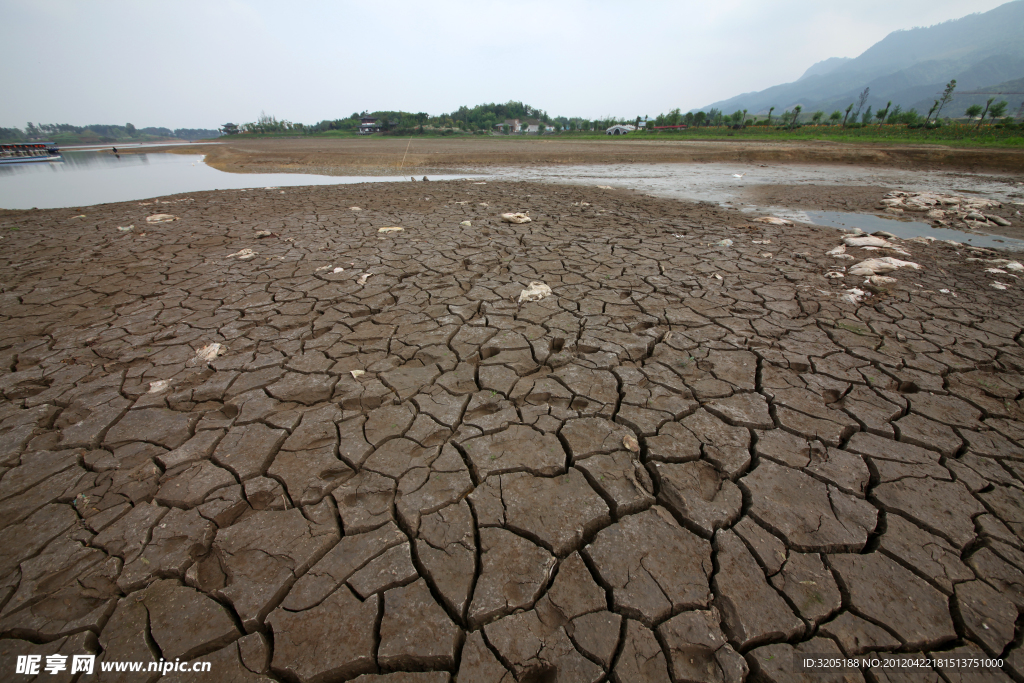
[639,81,1014,133]
[1,122,220,142]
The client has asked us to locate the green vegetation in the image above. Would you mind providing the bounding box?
[557,123,1022,148]
[237,101,628,138]
[0,122,220,144]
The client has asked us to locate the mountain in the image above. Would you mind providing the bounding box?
[699,0,1024,117]
[798,57,852,81]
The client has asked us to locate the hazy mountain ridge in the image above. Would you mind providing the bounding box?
[700,0,1024,117]
[798,57,852,81]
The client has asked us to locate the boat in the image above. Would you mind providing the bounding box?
[0,141,61,164]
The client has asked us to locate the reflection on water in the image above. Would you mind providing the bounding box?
[796,210,1024,251]
[0,151,472,210]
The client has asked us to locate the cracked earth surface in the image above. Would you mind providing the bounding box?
[1,180,1023,682]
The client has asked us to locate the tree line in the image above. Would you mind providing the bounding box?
[0,122,221,143]
[232,102,639,136]
[644,81,1015,131]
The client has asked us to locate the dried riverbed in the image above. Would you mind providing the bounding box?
[1,181,1023,681]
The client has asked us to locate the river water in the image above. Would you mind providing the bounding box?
[2,150,1021,250]
[0,150,472,210]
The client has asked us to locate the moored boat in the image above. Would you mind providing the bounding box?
[0,141,61,164]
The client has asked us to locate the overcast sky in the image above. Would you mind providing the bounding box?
[2,0,1013,129]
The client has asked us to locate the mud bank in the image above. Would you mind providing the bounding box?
[1,181,1023,680]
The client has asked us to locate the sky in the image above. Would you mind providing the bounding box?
[1,0,1014,129]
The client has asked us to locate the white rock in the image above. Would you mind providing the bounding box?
[190,343,224,366]
[227,249,257,260]
[148,380,171,394]
[848,257,922,276]
[517,281,552,304]
[843,235,891,248]
[842,288,868,304]
[501,212,532,224]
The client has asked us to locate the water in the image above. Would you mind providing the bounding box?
[0,151,473,210]
[477,162,1024,207]
[793,210,1024,251]
[478,162,1024,250]
[3,153,1021,250]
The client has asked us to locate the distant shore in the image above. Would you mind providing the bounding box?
[131,136,1024,176]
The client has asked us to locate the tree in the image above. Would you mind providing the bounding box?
[811,111,824,124]
[977,97,995,128]
[125,123,136,136]
[854,87,869,119]
[842,103,854,126]
[934,79,956,121]
[927,100,939,123]
[694,111,706,127]
[861,106,872,124]
[742,109,748,127]
[988,100,1008,124]
[537,123,546,135]
[875,101,891,124]
[886,105,903,124]
[964,104,983,122]
[790,105,802,129]
[767,106,775,125]
[829,110,842,124]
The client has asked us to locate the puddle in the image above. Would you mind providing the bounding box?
[476,162,1024,207]
[0,151,476,209]
[784,210,1024,251]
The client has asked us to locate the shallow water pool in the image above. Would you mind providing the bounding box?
[0,151,473,210]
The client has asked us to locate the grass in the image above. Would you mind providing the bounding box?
[555,123,1024,149]
[222,122,1023,148]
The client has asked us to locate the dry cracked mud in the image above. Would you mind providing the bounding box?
[1,179,1023,682]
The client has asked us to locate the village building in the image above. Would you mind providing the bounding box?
[358,116,381,135]
[493,118,521,133]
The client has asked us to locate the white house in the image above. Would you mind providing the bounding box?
[358,116,381,135]
[606,124,635,135]
[493,118,521,133]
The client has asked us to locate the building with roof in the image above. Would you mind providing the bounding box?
[358,117,381,135]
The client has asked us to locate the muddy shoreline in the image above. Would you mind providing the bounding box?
[137,136,1024,175]
[2,180,1023,678]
